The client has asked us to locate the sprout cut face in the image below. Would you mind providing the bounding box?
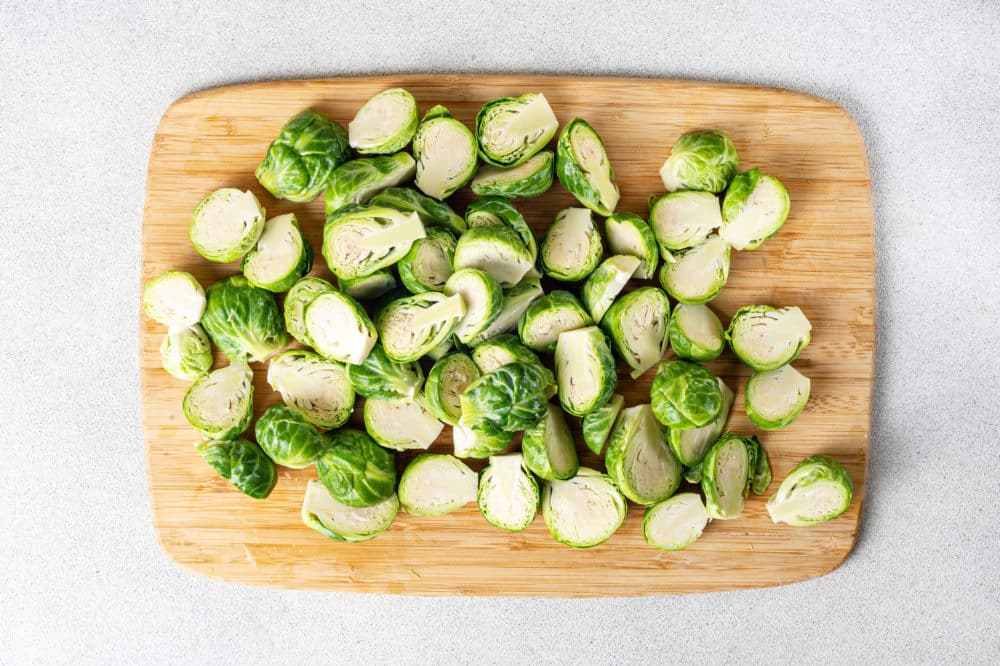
[444,268,504,345]
[477,454,540,532]
[322,204,426,280]
[659,130,738,193]
[201,275,288,363]
[283,277,335,345]
[471,150,554,199]
[517,290,593,353]
[144,271,206,330]
[364,395,443,451]
[254,404,327,469]
[581,393,624,455]
[668,378,734,466]
[424,353,481,425]
[470,333,542,374]
[189,189,266,263]
[241,213,313,293]
[453,224,536,288]
[339,270,396,301]
[398,226,455,294]
[701,434,753,520]
[602,286,671,379]
[649,191,723,253]
[347,344,423,399]
[745,365,811,430]
[766,456,854,526]
[413,106,478,200]
[556,118,620,215]
[522,403,580,481]
[605,213,659,279]
[160,325,213,381]
[324,153,417,216]
[581,255,641,323]
[182,362,254,441]
[476,93,559,167]
[398,454,478,516]
[554,326,617,417]
[196,438,277,500]
[348,88,419,155]
[541,208,603,282]
[467,279,544,346]
[720,169,791,250]
[669,303,725,362]
[302,480,398,542]
[542,468,627,548]
[650,359,723,430]
[376,292,465,362]
[642,493,709,551]
[304,291,378,365]
[255,110,350,203]
[316,429,396,508]
[726,305,812,371]
[605,404,682,505]
[658,235,731,305]
[266,349,355,429]
[369,187,466,235]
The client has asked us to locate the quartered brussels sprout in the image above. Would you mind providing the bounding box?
[726,305,812,371]
[301,480,398,542]
[283,277,335,345]
[376,292,465,362]
[324,153,417,215]
[542,468,627,548]
[304,291,378,365]
[581,393,624,455]
[701,433,764,520]
[659,130,738,193]
[522,403,580,481]
[649,191,723,253]
[517,290,592,353]
[767,455,853,526]
[582,255,641,323]
[555,326,617,417]
[606,404,682,505]
[602,286,671,378]
[751,438,772,495]
[425,353,480,425]
[745,365,811,430]
[316,428,396,508]
[669,303,725,362]
[453,224,535,288]
[196,438,277,499]
[658,235,731,305]
[347,344,423,399]
[460,362,555,434]
[668,377,733,467]
[398,454,477,516]
[412,105,477,200]
[541,208,603,282]
[240,213,313,293]
[255,110,350,202]
[323,203,425,280]
[464,197,538,258]
[255,404,327,468]
[348,88,418,155]
[369,186,466,235]
[475,93,559,167]
[556,118,620,215]
[182,361,254,440]
[471,150,554,199]
[477,454,540,532]
[470,333,542,374]
[266,349,355,429]
[605,213,659,279]
[201,275,288,362]
[467,278,544,346]
[364,395,443,451]
[642,493,709,551]
[444,268,504,345]
[160,325,213,381]
[398,226,455,293]
[339,270,396,301]
[453,416,515,458]
[189,189,266,263]
[650,359,722,430]
[720,169,791,250]
[144,271,206,330]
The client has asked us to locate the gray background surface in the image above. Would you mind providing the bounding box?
[2,1,998,663]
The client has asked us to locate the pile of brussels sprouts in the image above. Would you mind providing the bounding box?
[144,88,855,549]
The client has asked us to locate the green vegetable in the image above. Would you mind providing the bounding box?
[581,255,641,323]
[701,433,757,520]
[601,286,671,378]
[650,359,722,429]
[255,110,349,202]
[460,362,555,434]
[303,291,378,365]
[397,226,455,294]
[322,203,425,280]
[283,277,335,345]
[347,344,423,400]
[542,468,627,548]
[196,438,277,499]
[668,378,734,467]
[475,93,559,167]
[464,197,538,257]
[751,438,772,495]
[471,150,554,199]
[369,186,466,235]
[518,290,592,353]
[316,429,396,508]
[581,393,624,455]
[254,404,327,469]
[668,303,725,362]
[554,326,617,417]
[181,361,254,440]
[470,333,543,374]
[143,271,206,330]
[425,353,481,425]
[398,454,477,516]
[605,404,681,505]
[189,189,266,263]
[301,480,398,542]
[555,118,620,215]
[745,365,811,429]
[266,349,355,429]
[649,191,723,253]
[240,213,313,293]
[466,278,544,346]
[726,305,812,371]
[540,208,602,282]
[347,88,418,155]
[412,105,477,200]
[201,275,288,362]
[160,325,213,381]
[444,268,504,345]
[477,454,540,532]
[766,455,853,526]
[659,130,738,193]
[453,224,535,288]
[604,212,659,279]
[364,395,443,451]
[658,235,731,305]
[521,403,580,481]
[338,270,397,301]
[720,169,791,250]
[376,292,465,362]
[324,153,417,215]
[642,493,709,551]
[453,417,515,458]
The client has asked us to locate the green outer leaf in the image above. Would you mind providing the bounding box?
[397,226,455,294]
[266,349,355,430]
[657,235,731,305]
[324,153,417,216]
[471,150,554,199]
[749,436,772,494]
[240,213,313,293]
[255,110,349,202]
[398,454,477,516]
[376,292,464,362]
[745,365,811,430]
[604,212,659,279]
[581,255,641,324]
[475,93,558,167]
[659,130,738,193]
[283,277,335,346]
[477,454,540,532]
[541,468,627,549]
[338,270,396,301]
[555,118,619,216]
[460,362,555,434]
[346,344,424,400]
[650,360,723,429]
[521,403,580,481]
[540,208,603,282]
[201,274,288,362]
[369,186,466,234]
[605,404,681,505]
[669,303,725,362]
[160,325,213,381]
[412,108,478,200]
[302,480,398,542]
[196,438,277,499]
[581,394,624,455]
[470,333,543,373]
[453,417,515,458]
[189,189,266,263]
[766,455,853,526]
[321,204,426,280]
[517,290,592,353]
[444,268,504,345]
[601,286,672,379]
[452,223,535,288]
[701,433,753,520]
[554,326,617,417]
[425,353,480,425]
[642,493,709,551]
[316,429,396,508]
[254,404,327,469]
[467,278,544,346]
[348,88,418,155]
[725,305,812,371]
[720,169,791,250]
[182,362,254,441]
[667,378,734,467]
[464,197,538,258]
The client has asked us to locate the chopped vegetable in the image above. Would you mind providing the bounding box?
[197,438,277,499]
[745,365,811,429]
[241,213,313,293]
[649,190,722,253]
[347,344,424,400]
[160,325,213,381]
[256,110,349,202]
[602,286,671,378]
[605,404,682,505]
[444,268,504,345]
[322,203,425,280]
[302,480,398,542]
[658,235,731,305]
[720,169,791,250]
[554,326,617,417]
[316,429,396,508]
[659,130,738,193]
[668,303,725,362]
[726,305,812,371]
[348,88,418,155]
[143,271,206,330]
[424,352,481,425]
[267,349,355,429]
[255,404,327,469]
[201,275,288,363]
[397,226,455,293]
[477,454,540,532]
[189,189,266,263]
[364,394,443,451]
[556,118,620,215]
[398,454,477,516]
[605,212,659,279]
[642,493,709,551]
[767,456,853,526]
[376,292,465,362]
[522,403,580,481]
[182,361,253,441]
[304,291,378,365]
[650,359,722,430]
[412,105,478,200]
[324,153,417,215]
[476,93,559,167]
[581,255,641,323]
[518,290,593,353]
[471,150,554,199]
[541,207,602,281]
[581,393,624,455]
[542,468,627,548]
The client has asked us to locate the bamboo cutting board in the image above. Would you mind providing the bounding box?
[140,75,874,596]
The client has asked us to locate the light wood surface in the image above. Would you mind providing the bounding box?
[140,75,874,596]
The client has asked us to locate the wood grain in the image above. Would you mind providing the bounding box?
[140,75,874,596]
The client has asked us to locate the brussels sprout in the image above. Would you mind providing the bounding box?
[453,417,515,458]
[668,377,733,467]
[475,93,559,167]
[720,169,791,250]
[240,213,313,293]
[658,235,731,305]
[471,333,542,373]
[369,186,466,235]
[347,344,424,399]
[650,359,722,430]
[324,153,417,215]
[659,130,738,193]
[669,303,725,362]
[522,403,580,481]
[751,437,772,495]
[376,292,465,362]
[443,269,504,345]
[477,454,539,532]
[255,404,327,468]
[412,105,477,200]
[304,291,378,365]
[425,338,453,361]
[460,362,555,434]
[467,278,544,346]
[453,224,535,288]
[322,203,425,280]
[189,189,266,263]
[701,433,757,520]
[316,428,396,508]
[471,150,554,199]
[581,255,641,323]
[649,191,723,253]
[255,110,350,202]
[398,454,477,516]
[338,270,397,301]
[283,277,335,345]
[425,353,480,425]
[302,480,398,542]
[348,88,418,155]
[581,393,624,455]
[195,438,277,499]
[517,290,592,353]
[541,208,602,282]
[398,226,455,294]
[160,325,213,381]
[642,493,709,551]
[182,361,253,440]
[745,365,811,430]
[605,213,659,279]
[464,197,538,258]
[542,468,627,548]
[606,404,682,505]
[364,395,443,451]
[266,349,355,429]
[767,455,853,526]
[201,275,288,362]
[556,118,620,215]
[602,286,671,379]
[726,305,812,371]
[555,326,617,417]
[144,271,206,330]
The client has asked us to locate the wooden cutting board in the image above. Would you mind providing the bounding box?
[140,75,874,596]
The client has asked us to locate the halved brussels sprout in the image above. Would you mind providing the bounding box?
[581,255,641,323]
[701,433,756,520]
[425,353,480,425]
[475,93,559,167]
[322,204,425,280]
[642,493,709,551]
[467,278,544,346]
[460,362,555,434]
[650,359,722,430]
[541,208,603,282]
[471,150,554,199]
[196,438,277,499]
[554,326,617,417]
[189,189,266,263]
[316,428,396,508]
[347,344,424,399]
[397,226,455,294]
[398,454,477,516]
[240,213,313,293]
[517,290,592,353]
[201,275,288,362]
[302,480,398,542]
[339,270,397,301]
[464,197,538,258]
[144,271,206,330]
[720,169,791,250]
[369,186,466,235]
[412,105,477,200]
[556,118,620,215]
[364,395,443,451]
[542,468,627,548]
[376,292,465,362]
[283,277,335,345]
[658,235,731,305]
[745,365,811,430]
[581,393,624,455]
[160,325,213,381]
[444,268,504,345]
[182,361,253,440]
[602,286,671,379]
[606,404,682,505]
[348,88,418,155]
[767,455,853,526]
[649,191,722,253]
[477,454,539,532]
[255,404,326,468]
[751,437,772,495]
[605,213,659,279]
[266,349,355,429]
[324,153,417,215]
[453,416,515,458]
[426,339,452,361]
[669,303,725,362]
[522,403,580,481]
[255,110,350,202]
[659,130,738,193]
[304,291,378,365]
[453,224,535,288]
[726,305,812,371]
[470,333,542,373]
[668,377,733,467]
